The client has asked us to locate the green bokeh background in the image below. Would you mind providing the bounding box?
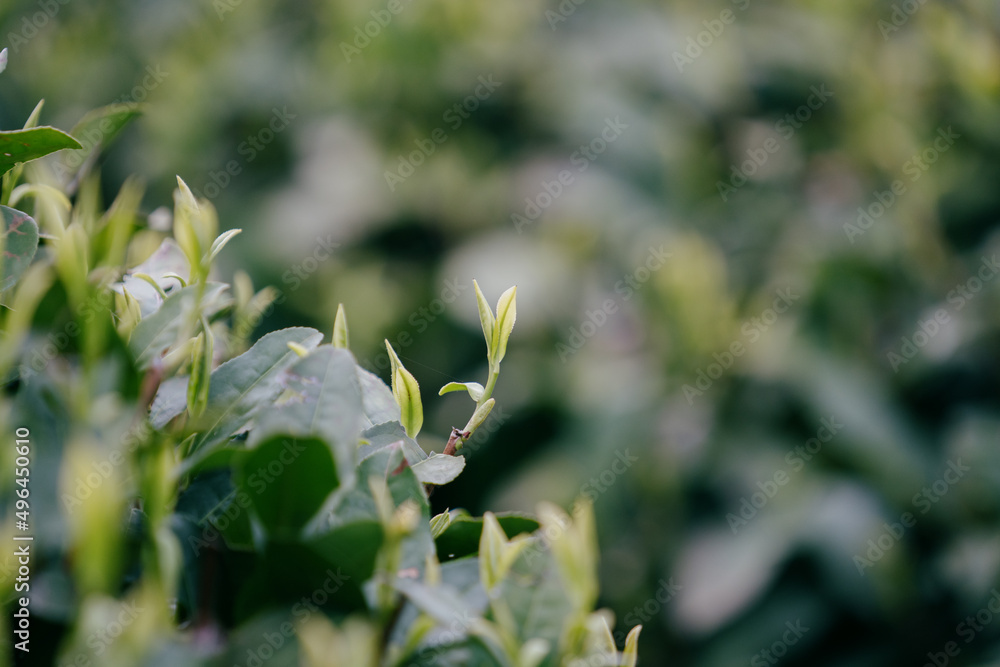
[3,0,1000,664]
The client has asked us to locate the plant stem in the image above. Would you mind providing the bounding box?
[477,364,499,409]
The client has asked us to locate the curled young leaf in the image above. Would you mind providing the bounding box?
[393,366,424,438]
[333,303,349,349]
[473,280,496,361]
[493,285,516,365]
[622,625,642,667]
[465,397,495,437]
[187,326,213,419]
[429,510,453,538]
[207,228,242,264]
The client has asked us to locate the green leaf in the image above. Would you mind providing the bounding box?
[434,512,540,562]
[622,625,642,667]
[150,376,189,429]
[394,366,424,438]
[473,280,496,361]
[23,100,44,130]
[465,398,495,437]
[429,511,453,539]
[333,303,349,349]
[495,542,575,653]
[0,126,82,178]
[439,381,485,402]
[493,286,517,364]
[207,228,241,264]
[181,327,324,462]
[411,453,466,486]
[186,327,213,418]
[236,435,339,537]
[250,346,364,481]
[127,282,229,369]
[356,366,401,427]
[359,421,426,464]
[386,341,423,437]
[0,206,39,291]
[315,446,433,572]
[479,512,533,592]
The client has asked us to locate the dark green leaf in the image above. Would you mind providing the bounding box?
[237,435,339,538]
[435,513,540,562]
[0,126,82,178]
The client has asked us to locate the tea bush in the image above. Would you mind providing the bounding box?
[0,51,640,667]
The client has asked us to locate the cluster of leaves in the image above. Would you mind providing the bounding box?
[0,51,640,666]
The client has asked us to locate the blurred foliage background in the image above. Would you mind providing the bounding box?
[3,0,1000,664]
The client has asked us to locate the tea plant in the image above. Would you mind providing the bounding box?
[0,49,640,666]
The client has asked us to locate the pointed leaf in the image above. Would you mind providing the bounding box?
[493,286,517,364]
[333,303,349,349]
[473,280,496,361]
[622,625,642,667]
[186,328,213,418]
[207,228,241,263]
[0,206,39,291]
[0,126,82,178]
[394,366,423,438]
